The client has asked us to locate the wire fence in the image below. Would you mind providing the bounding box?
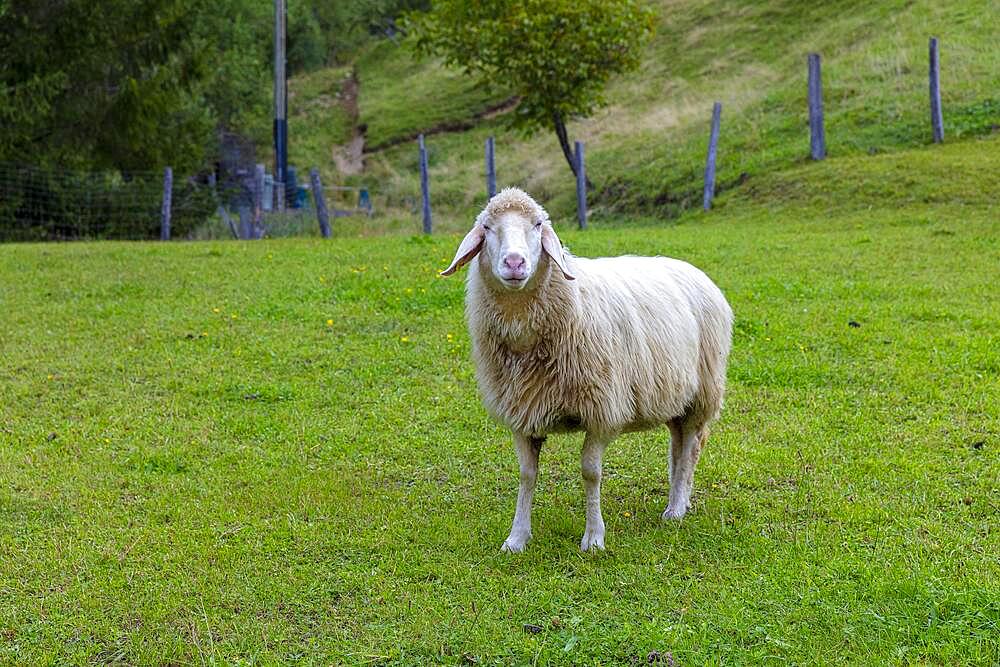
[0,163,227,242]
[0,162,375,242]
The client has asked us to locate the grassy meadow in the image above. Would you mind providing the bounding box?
[4,0,1000,662]
[2,133,999,663]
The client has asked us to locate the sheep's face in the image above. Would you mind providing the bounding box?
[483,211,543,290]
[440,188,575,286]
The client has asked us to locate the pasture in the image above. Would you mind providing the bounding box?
[2,137,998,664]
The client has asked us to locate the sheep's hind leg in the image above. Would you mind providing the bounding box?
[580,432,610,551]
[501,433,543,553]
[663,421,706,520]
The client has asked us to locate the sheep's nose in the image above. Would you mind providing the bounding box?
[504,253,526,271]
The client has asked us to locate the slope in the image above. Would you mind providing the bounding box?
[283,0,998,229]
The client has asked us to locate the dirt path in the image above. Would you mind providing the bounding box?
[332,69,365,176]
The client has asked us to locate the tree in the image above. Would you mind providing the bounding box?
[0,0,219,171]
[405,0,655,185]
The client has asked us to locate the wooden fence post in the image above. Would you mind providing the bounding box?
[217,205,239,239]
[310,168,331,238]
[575,141,587,230]
[703,102,722,211]
[238,206,252,240]
[275,181,286,212]
[160,166,172,240]
[253,163,265,240]
[808,53,826,160]
[419,134,432,234]
[929,37,944,143]
[485,136,497,199]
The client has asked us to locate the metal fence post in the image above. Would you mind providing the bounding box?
[575,141,587,230]
[419,134,432,234]
[160,166,172,240]
[703,102,722,211]
[808,53,826,160]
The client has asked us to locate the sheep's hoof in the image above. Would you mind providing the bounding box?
[661,505,688,521]
[580,529,605,552]
[501,533,530,553]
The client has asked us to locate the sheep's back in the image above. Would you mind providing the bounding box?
[467,255,730,436]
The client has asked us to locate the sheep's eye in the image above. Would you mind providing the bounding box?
[533,222,542,229]
[482,225,492,232]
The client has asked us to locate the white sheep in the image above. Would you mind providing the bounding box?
[441,188,733,552]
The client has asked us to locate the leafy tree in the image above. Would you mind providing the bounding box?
[405,0,655,184]
[0,0,224,171]
[314,0,430,63]
[287,1,328,72]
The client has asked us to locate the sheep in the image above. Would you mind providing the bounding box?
[440,188,733,552]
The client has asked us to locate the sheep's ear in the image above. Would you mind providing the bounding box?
[541,224,575,280]
[440,225,486,276]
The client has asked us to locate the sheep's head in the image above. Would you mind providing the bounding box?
[440,188,574,290]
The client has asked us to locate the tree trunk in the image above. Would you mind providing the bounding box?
[552,111,594,190]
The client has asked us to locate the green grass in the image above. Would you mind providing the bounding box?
[313,0,999,222]
[287,66,356,178]
[356,41,511,151]
[2,135,998,663]
[582,0,1000,217]
[259,0,999,224]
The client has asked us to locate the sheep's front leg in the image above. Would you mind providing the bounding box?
[501,433,543,553]
[663,421,705,520]
[580,432,610,551]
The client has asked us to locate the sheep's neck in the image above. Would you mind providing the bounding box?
[480,263,576,347]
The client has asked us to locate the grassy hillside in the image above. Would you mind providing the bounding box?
[2,136,998,663]
[248,66,355,186]
[356,40,512,151]
[287,0,998,228]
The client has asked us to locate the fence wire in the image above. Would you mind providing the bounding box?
[0,163,229,242]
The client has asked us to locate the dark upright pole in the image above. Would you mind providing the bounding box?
[929,37,944,143]
[485,136,497,199]
[419,134,432,234]
[273,0,288,210]
[160,167,172,240]
[253,163,265,239]
[703,102,722,211]
[808,53,826,160]
[310,168,331,238]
